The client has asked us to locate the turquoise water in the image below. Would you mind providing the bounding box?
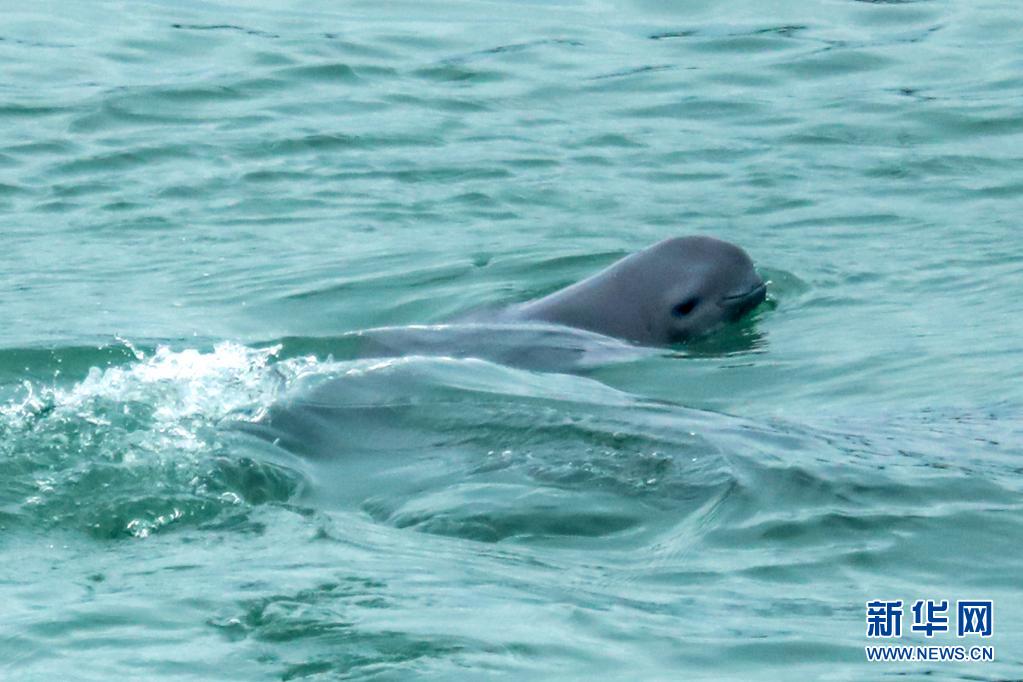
[2,0,1022,678]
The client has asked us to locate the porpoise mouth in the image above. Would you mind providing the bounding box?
[719,281,767,318]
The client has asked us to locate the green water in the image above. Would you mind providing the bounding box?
[2,0,1022,679]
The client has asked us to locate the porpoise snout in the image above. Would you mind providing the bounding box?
[719,276,767,320]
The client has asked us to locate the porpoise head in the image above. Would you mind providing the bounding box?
[643,236,766,344]
[516,235,766,346]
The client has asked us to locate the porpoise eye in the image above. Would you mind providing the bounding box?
[672,297,700,317]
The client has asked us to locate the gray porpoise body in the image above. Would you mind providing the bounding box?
[511,236,766,346]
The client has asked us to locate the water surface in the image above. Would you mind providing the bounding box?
[2,0,1022,679]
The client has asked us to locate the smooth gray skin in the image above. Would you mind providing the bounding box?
[511,236,766,346]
